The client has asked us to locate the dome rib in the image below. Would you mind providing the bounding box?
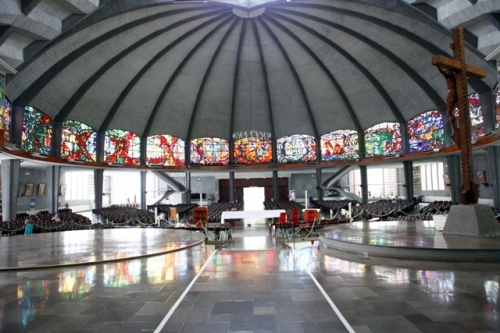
[13,6,212,107]
[268,8,447,118]
[257,16,320,145]
[266,7,406,128]
[251,19,277,145]
[142,14,235,138]
[278,2,495,92]
[186,18,241,143]
[262,12,363,134]
[98,11,232,133]
[54,9,228,123]
[229,19,248,146]
[14,5,211,73]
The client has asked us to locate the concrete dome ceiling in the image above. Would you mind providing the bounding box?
[5,0,498,142]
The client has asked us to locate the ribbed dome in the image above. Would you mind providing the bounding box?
[6,0,497,142]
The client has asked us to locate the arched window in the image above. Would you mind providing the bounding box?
[321,130,358,161]
[364,122,401,156]
[146,135,185,166]
[22,106,52,154]
[277,134,316,163]
[61,120,97,162]
[408,110,444,152]
[190,137,229,165]
[1,98,11,141]
[104,129,140,165]
[234,137,273,164]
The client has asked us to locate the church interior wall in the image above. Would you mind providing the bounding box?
[17,167,47,212]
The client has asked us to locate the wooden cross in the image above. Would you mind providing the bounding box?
[432,27,486,205]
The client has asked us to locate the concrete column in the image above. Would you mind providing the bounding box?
[1,159,20,221]
[10,104,24,145]
[185,171,191,204]
[359,165,368,204]
[357,130,365,158]
[51,120,62,158]
[229,141,234,164]
[446,155,461,203]
[95,131,105,163]
[46,165,60,213]
[316,168,323,201]
[487,146,500,208]
[315,137,321,163]
[140,171,147,209]
[140,137,147,165]
[400,121,408,154]
[273,170,278,201]
[94,169,103,209]
[403,161,414,201]
[229,172,235,201]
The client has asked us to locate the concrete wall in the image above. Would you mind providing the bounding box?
[17,167,48,211]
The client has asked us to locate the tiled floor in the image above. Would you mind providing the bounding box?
[0,223,499,332]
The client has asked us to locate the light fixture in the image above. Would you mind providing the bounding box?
[25,171,30,176]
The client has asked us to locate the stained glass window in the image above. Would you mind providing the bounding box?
[454,92,485,139]
[276,134,316,163]
[234,138,273,164]
[408,110,444,152]
[1,98,11,141]
[364,122,402,156]
[61,120,97,162]
[22,106,52,154]
[190,137,229,165]
[321,130,358,161]
[104,129,141,165]
[146,135,185,166]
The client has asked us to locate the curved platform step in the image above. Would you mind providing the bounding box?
[0,229,205,271]
[319,221,500,262]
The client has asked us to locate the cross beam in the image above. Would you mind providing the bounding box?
[432,27,486,205]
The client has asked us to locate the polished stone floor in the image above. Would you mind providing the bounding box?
[0,229,205,270]
[0,224,499,332]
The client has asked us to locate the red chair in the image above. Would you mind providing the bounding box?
[303,209,316,223]
[291,209,299,223]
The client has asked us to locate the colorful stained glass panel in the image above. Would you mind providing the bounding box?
[61,120,97,162]
[233,138,273,164]
[277,134,316,163]
[408,110,444,152]
[454,92,485,139]
[364,122,401,156]
[1,98,11,141]
[104,129,141,165]
[190,137,229,165]
[22,106,52,154]
[321,130,358,161]
[146,135,185,166]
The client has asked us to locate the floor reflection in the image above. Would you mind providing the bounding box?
[0,224,498,332]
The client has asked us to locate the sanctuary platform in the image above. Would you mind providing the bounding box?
[0,228,205,271]
[319,221,500,261]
